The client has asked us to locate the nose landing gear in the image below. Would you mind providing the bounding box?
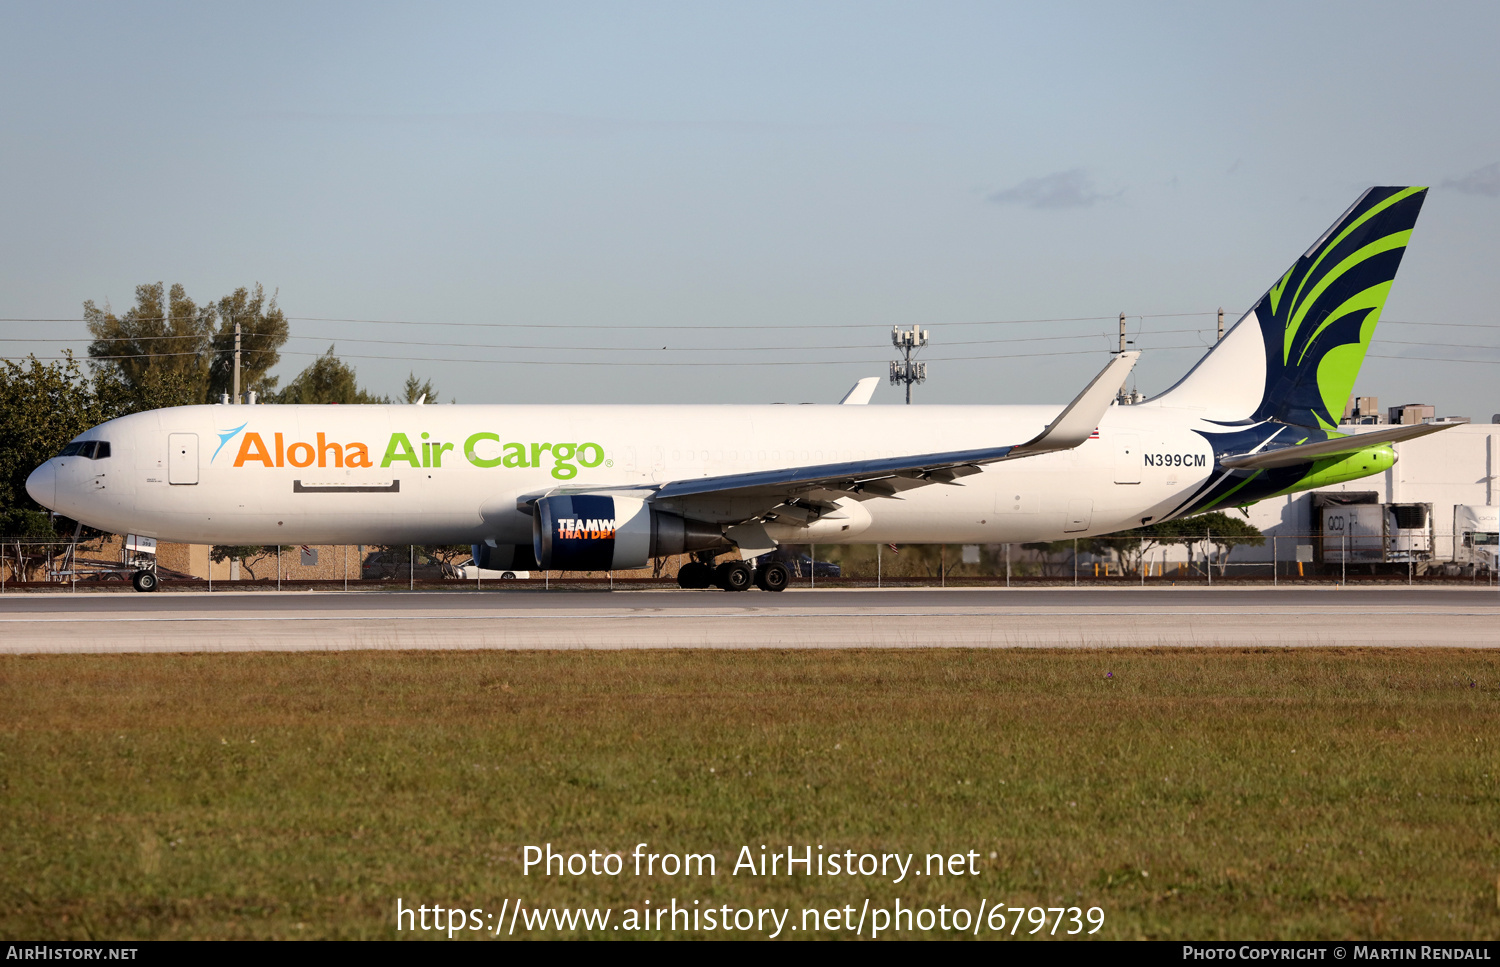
[130,569,159,592]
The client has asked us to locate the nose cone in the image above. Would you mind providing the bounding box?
[25,460,57,510]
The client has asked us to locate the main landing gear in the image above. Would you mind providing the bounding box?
[675,557,789,592]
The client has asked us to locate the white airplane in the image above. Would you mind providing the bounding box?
[27,187,1453,592]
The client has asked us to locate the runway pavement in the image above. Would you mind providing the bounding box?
[1,587,1496,652]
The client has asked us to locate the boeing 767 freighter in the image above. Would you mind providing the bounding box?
[26,186,1452,591]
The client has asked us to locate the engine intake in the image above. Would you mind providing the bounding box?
[531,494,723,570]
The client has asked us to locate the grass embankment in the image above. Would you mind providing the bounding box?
[1,649,1497,940]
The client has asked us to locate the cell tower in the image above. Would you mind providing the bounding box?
[889,325,928,404]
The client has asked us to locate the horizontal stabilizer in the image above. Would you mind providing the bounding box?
[1220,421,1458,470]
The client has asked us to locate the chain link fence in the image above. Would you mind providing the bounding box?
[2,531,1496,592]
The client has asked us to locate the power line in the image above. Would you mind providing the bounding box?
[8,343,1211,367]
[1368,354,1500,364]
[0,311,1220,331]
[1379,320,1500,329]
[1373,339,1500,352]
[16,330,1497,359]
[0,328,1212,352]
[283,312,1215,330]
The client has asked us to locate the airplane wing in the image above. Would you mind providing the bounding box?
[648,352,1139,520]
[1219,421,1458,470]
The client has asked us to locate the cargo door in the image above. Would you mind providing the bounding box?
[1063,498,1093,533]
[168,433,199,485]
[1113,433,1141,484]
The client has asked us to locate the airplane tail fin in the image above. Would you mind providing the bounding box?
[1152,187,1427,429]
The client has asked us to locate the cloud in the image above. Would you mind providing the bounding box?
[1441,162,1500,197]
[987,169,1116,209]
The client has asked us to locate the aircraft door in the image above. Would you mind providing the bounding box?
[1063,498,1093,533]
[1113,434,1141,484]
[168,433,199,485]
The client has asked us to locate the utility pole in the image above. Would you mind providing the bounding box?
[233,314,241,404]
[1217,307,1225,341]
[889,325,928,404]
[1116,312,1135,404]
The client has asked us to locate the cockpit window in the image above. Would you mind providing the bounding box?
[56,440,110,459]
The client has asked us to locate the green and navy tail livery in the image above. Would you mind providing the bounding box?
[1149,187,1436,519]
[1155,186,1426,429]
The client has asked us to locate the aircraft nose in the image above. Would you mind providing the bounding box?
[25,461,57,509]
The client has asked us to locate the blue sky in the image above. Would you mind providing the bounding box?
[2,2,1497,415]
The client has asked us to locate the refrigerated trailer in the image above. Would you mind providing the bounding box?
[1320,500,1433,566]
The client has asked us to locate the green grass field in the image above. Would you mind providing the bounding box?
[2,649,1497,940]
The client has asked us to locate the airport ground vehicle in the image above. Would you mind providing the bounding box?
[26,188,1455,591]
[448,558,529,580]
[1453,504,1498,574]
[360,552,449,582]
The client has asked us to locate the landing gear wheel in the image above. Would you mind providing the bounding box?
[715,560,753,592]
[676,561,713,589]
[131,570,159,593]
[754,561,790,592]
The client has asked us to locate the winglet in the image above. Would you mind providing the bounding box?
[839,377,879,405]
[1011,351,1140,456]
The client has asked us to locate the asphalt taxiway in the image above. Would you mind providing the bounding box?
[1,587,1496,653]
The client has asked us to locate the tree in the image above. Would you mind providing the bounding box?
[275,346,387,404]
[0,354,107,537]
[84,282,215,402]
[0,352,209,537]
[1103,511,1264,576]
[1191,510,1265,574]
[209,545,280,580]
[86,282,290,404]
[400,372,444,404]
[207,285,289,401]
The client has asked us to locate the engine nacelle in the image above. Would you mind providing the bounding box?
[764,497,873,543]
[532,494,724,570]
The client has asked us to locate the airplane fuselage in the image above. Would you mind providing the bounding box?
[30,401,1227,547]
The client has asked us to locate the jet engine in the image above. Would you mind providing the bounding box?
[531,494,724,570]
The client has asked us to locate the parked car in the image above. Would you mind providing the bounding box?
[361,552,450,581]
[754,550,840,578]
[447,558,530,580]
